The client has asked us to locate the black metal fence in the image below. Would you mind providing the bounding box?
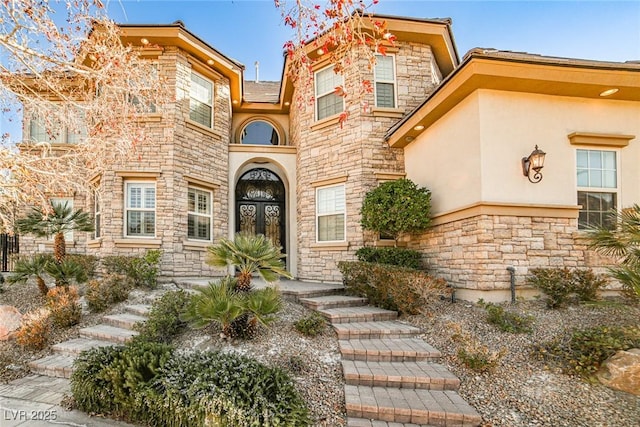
[1,234,19,272]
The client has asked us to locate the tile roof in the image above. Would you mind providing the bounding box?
[243,81,281,103]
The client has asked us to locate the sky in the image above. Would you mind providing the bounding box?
[2,0,639,139]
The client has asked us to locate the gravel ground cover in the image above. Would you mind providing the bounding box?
[404,299,640,427]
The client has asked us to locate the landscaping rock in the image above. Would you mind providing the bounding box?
[597,348,640,396]
[0,305,22,340]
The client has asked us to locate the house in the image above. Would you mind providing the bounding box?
[20,14,640,301]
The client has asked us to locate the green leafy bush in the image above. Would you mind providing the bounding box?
[85,274,132,312]
[482,303,533,333]
[102,250,162,289]
[71,345,121,414]
[135,290,190,343]
[338,261,450,315]
[294,312,326,337]
[65,254,98,282]
[537,325,640,377]
[526,267,607,308]
[355,247,422,269]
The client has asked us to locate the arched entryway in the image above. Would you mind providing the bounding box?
[235,168,286,253]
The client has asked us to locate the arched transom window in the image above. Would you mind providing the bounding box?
[240,120,280,145]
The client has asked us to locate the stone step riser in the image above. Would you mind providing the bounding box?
[281,289,344,302]
[342,360,460,391]
[344,375,460,391]
[323,312,398,324]
[103,316,142,330]
[336,331,419,340]
[346,417,429,426]
[51,338,114,357]
[79,326,138,345]
[29,366,72,379]
[124,304,152,316]
[341,351,440,363]
[27,356,75,380]
[300,297,368,310]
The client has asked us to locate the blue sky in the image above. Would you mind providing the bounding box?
[2,1,639,139]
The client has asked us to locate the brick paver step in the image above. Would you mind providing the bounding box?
[334,321,421,340]
[280,284,345,302]
[52,337,115,356]
[124,304,153,316]
[339,338,441,362]
[103,312,147,330]
[320,306,398,324]
[345,385,482,426]
[0,375,71,405]
[347,418,429,426]
[79,324,138,344]
[342,360,460,390]
[28,354,75,379]
[300,295,368,310]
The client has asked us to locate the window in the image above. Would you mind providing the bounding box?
[576,149,618,229]
[314,66,344,121]
[188,187,212,241]
[316,184,346,242]
[430,57,442,85]
[50,198,74,241]
[29,110,86,144]
[240,120,280,145]
[125,182,156,237]
[130,62,158,113]
[374,54,396,108]
[189,72,213,128]
[93,192,101,239]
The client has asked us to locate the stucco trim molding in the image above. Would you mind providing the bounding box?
[228,145,297,155]
[185,119,223,138]
[311,174,348,188]
[310,242,350,251]
[183,240,211,251]
[374,171,406,181]
[431,201,580,226]
[184,175,220,189]
[114,238,162,248]
[310,115,341,131]
[87,239,102,249]
[115,171,161,179]
[568,132,634,147]
[371,107,404,118]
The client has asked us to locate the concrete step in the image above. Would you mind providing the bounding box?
[334,321,421,340]
[320,306,398,324]
[300,295,368,310]
[51,337,115,356]
[0,375,71,405]
[103,313,147,330]
[342,360,460,390]
[79,324,138,344]
[339,338,441,362]
[347,418,432,427]
[124,304,152,316]
[345,385,482,426]
[28,354,75,379]
[280,284,345,302]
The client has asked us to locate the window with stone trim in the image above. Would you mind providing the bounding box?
[189,71,213,128]
[316,184,346,242]
[374,54,396,108]
[125,182,156,237]
[576,149,618,229]
[29,108,86,144]
[187,187,212,241]
[314,66,344,121]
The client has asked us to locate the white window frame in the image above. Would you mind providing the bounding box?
[189,71,214,128]
[187,186,213,242]
[93,191,101,239]
[314,65,344,121]
[50,197,74,242]
[374,54,397,108]
[124,181,156,238]
[576,148,620,230]
[430,57,442,86]
[316,184,346,243]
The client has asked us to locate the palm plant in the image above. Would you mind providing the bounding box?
[206,233,291,292]
[16,202,94,264]
[8,254,54,296]
[587,204,640,298]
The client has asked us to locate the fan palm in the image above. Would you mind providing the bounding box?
[586,204,640,298]
[16,202,94,264]
[8,254,54,296]
[206,233,291,292]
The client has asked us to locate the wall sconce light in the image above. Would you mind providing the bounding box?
[522,145,546,183]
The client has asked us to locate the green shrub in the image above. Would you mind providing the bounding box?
[355,247,422,269]
[66,254,98,282]
[102,250,161,289]
[134,290,190,343]
[294,312,326,337]
[526,267,607,308]
[156,351,310,426]
[482,303,533,333]
[537,325,640,377]
[85,274,132,312]
[338,261,450,315]
[0,274,5,293]
[71,345,121,414]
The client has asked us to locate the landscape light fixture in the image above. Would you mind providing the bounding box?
[521,145,546,183]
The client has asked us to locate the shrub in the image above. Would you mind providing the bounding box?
[46,286,81,328]
[156,351,310,426]
[85,274,132,312]
[102,250,162,289]
[537,325,640,377]
[0,274,5,293]
[134,290,190,343]
[482,303,533,333]
[526,267,607,308]
[15,308,51,350]
[355,247,422,269]
[294,312,326,337]
[70,345,121,414]
[338,261,450,315]
[449,322,505,373]
[65,254,98,282]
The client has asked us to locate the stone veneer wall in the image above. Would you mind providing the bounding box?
[409,213,615,301]
[293,42,440,282]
